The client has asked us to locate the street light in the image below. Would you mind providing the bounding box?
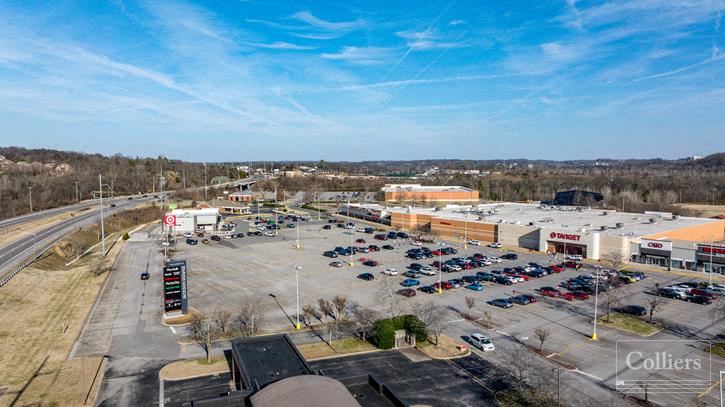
[552,367,561,407]
[295,217,300,250]
[348,199,354,267]
[463,209,468,250]
[293,265,302,330]
[592,266,600,341]
[438,242,445,294]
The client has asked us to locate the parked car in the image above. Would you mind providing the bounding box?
[563,261,582,269]
[433,281,453,290]
[140,271,150,280]
[356,238,366,244]
[540,287,562,297]
[329,261,345,268]
[322,224,332,230]
[201,238,210,244]
[368,245,380,252]
[418,285,437,294]
[462,275,479,284]
[375,234,388,240]
[183,233,193,238]
[548,264,564,273]
[494,276,513,285]
[397,288,416,297]
[382,245,394,250]
[357,273,375,281]
[566,254,584,261]
[467,239,481,246]
[488,298,513,308]
[476,272,497,282]
[363,260,378,267]
[685,295,713,305]
[401,278,421,287]
[657,288,685,299]
[382,268,399,276]
[357,247,370,253]
[263,231,275,237]
[501,253,518,260]
[489,242,503,248]
[448,279,463,289]
[186,238,198,245]
[470,333,495,351]
[690,288,718,299]
[410,240,423,246]
[466,283,484,291]
[616,305,647,316]
[397,232,409,239]
[403,270,420,278]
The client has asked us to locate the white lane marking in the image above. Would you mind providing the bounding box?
[159,376,164,407]
[169,326,176,335]
[573,368,604,381]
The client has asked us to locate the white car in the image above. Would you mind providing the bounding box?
[447,264,462,271]
[263,231,275,237]
[566,254,583,261]
[488,256,502,263]
[419,266,436,276]
[411,240,423,246]
[356,227,367,233]
[256,225,267,231]
[489,242,503,248]
[508,275,524,283]
[183,233,193,238]
[345,223,355,229]
[470,333,495,352]
[468,239,481,246]
[382,268,399,276]
[481,260,493,266]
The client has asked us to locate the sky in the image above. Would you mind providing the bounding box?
[0,0,724,162]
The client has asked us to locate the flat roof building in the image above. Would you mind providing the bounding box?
[343,202,725,273]
[382,184,478,204]
[168,208,220,234]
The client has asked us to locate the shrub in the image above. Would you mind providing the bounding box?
[373,319,396,349]
[122,232,130,240]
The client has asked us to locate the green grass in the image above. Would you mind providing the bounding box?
[706,342,725,358]
[599,313,663,336]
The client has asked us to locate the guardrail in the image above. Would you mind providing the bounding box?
[0,236,58,288]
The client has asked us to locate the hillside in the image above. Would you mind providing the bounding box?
[0,147,242,220]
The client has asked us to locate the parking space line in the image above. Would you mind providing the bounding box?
[697,375,724,398]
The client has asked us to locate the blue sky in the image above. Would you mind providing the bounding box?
[0,0,724,161]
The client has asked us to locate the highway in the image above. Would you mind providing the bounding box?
[0,195,156,282]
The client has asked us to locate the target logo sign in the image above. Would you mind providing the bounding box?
[549,232,556,239]
[163,215,177,226]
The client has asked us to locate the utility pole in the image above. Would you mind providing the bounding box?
[182,169,186,190]
[99,174,106,257]
[74,181,80,202]
[160,165,164,233]
[28,186,33,212]
[204,163,208,201]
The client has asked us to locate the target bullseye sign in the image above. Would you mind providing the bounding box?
[163,215,177,226]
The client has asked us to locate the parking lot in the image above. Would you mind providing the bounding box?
[174,214,724,406]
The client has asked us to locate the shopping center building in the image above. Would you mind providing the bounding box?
[339,202,725,273]
[382,184,479,204]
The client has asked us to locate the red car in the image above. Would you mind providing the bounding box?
[434,281,453,290]
[540,287,561,297]
[368,245,380,252]
[549,264,564,273]
[563,261,582,269]
[431,250,443,256]
[690,288,717,299]
[374,234,388,240]
[356,238,366,244]
[570,291,590,300]
[432,261,443,268]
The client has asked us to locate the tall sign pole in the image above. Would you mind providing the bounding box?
[99,174,106,256]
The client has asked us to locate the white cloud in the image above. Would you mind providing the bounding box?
[321,47,392,65]
[395,30,465,50]
[449,19,466,26]
[251,41,314,50]
[290,11,366,31]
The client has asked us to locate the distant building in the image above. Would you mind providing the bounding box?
[168,208,220,233]
[382,184,479,204]
[550,190,604,207]
[228,191,255,203]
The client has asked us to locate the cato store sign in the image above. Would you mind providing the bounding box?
[640,239,673,252]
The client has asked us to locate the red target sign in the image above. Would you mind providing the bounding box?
[163,215,177,226]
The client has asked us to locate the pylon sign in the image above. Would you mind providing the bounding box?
[163,215,176,226]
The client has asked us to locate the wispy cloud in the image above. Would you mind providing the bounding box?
[251,41,314,50]
[449,19,466,26]
[290,11,366,31]
[396,30,466,50]
[321,47,393,65]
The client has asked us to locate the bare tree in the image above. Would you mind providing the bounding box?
[507,349,531,382]
[318,298,336,321]
[480,311,494,329]
[234,297,264,337]
[464,296,476,318]
[190,312,219,363]
[712,299,725,321]
[646,295,663,323]
[534,327,551,352]
[212,308,232,335]
[348,302,379,341]
[602,252,626,271]
[302,304,318,326]
[414,302,445,346]
[332,295,348,320]
[604,289,624,323]
[377,278,403,317]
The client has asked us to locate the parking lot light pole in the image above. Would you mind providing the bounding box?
[296,218,300,250]
[463,211,468,250]
[293,265,302,330]
[348,199,354,267]
[438,242,445,294]
[592,267,600,340]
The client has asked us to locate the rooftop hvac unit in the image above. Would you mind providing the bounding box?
[673,215,680,220]
[528,222,535,226]
[616,222,624,229]
[515,221,521,225]
[649,218,656,224]
[580,228,587,232]
[600,225,607,231]
[602,211,609,216]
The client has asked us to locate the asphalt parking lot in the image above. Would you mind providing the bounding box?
[173,215,724,407]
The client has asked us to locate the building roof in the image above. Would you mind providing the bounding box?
[231,335,313,391]
[249,376,360,407]
[170,208,220,217]
[381,184,474,193]
[384,202,720,238]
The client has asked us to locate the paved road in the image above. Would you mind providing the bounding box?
[0,196,156,278]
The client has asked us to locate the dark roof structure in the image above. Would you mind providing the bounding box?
[231,335,312,391]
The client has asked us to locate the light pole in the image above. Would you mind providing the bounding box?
[438,242,445,294]
[463,210,468,250]
[203,163,208,201]
[28,186,33,213]
[316,193,321,221]
[99,174,106,257]
[74,181,80,202]
[592,266,600,340]
[348,199,354,267]
[708,241,714,286]
[553,368,561,407]
[296,217,300,250]
[293,265,302,330]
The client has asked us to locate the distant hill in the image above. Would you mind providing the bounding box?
[0,147,242,220]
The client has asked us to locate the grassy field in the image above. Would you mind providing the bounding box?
[296,337,377,360]
[0,217,138,406]
[416,334,470,359]
[674,203,725,218]
[160,356,231,381]
[599,313,663,336]
[705,342,725,358]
